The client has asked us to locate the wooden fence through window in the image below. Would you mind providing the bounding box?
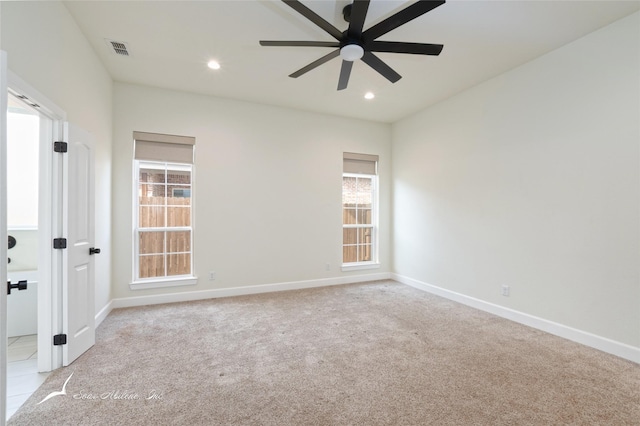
[343,205,372,263]
[138,196,191,278]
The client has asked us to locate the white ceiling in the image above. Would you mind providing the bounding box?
[64,0,640,123]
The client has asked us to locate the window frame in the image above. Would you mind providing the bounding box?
[342,171,379,271]
[131,160,197,289]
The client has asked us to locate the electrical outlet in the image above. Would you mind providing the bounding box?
[325,263,330,271]
[209,271,216,281]
[501,285,510,297]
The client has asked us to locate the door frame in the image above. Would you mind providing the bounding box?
[1,49,9,426]
[7,70,67,373]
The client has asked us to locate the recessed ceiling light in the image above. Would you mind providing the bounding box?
[207,60,221,70]
[364,92,375,100]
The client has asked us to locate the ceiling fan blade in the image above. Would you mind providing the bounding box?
[337,60,354,91]
[361,52,402,83]
[289,49,340,78]
[347,0,370,40]
[260,41,340,48]
[367,41,443,55]
[363,0,445,42]
[283,0,343,41]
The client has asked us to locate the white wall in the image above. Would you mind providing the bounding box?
[2,0,634,356]
[392,12,640,348]
[112,83,390,299]
[0,1,113,314]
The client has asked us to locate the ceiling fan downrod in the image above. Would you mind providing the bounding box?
[343,4,353,23]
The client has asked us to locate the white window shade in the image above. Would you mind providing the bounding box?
[343,152,378,175]
[134,131,195,164]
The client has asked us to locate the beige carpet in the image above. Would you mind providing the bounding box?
[8,280,640,425]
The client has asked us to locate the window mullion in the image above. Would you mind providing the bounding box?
[139,226,191,232]
[164,165,168,277]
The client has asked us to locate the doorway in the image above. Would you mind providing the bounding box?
[4,76,98,421]
[2,64,98,423]
[5,92,52,419]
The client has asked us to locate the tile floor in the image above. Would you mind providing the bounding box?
[7,335,49,420]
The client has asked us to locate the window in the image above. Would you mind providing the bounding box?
[342,153,378,268]
[132,132,196,288]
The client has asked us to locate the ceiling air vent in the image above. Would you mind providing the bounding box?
[105,39,131,56]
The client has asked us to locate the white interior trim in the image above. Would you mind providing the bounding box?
[96,271,637,366]
[393,273,640,364]
[111,273,391,309]
[95,300,113,327]
[129,276,197,290]
[8,68,67,373]
[8,70,67,121]
[1,49,9,426]
[39,267,640,373]
[341,263,380,272]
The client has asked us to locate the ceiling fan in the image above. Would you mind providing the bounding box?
[260,0,445,91]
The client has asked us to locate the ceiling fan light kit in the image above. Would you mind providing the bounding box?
[340,44,365,61]
[260,0,445,91]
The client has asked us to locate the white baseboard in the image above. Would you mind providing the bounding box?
[95,300,113,327]
[111,272,392,310]
[393,273,639,364]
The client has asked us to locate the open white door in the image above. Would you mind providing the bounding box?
[61,123,96,365]
[1,50,10,426]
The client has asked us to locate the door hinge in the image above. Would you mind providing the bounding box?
[53,334,67,345]
[53,238,67,249]
[53,141,68,153]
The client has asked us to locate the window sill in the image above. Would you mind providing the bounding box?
[341,263,380,272]
[130,276,198,290]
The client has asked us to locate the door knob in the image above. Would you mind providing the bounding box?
[89,247,101,255]
[7,280,27,295]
